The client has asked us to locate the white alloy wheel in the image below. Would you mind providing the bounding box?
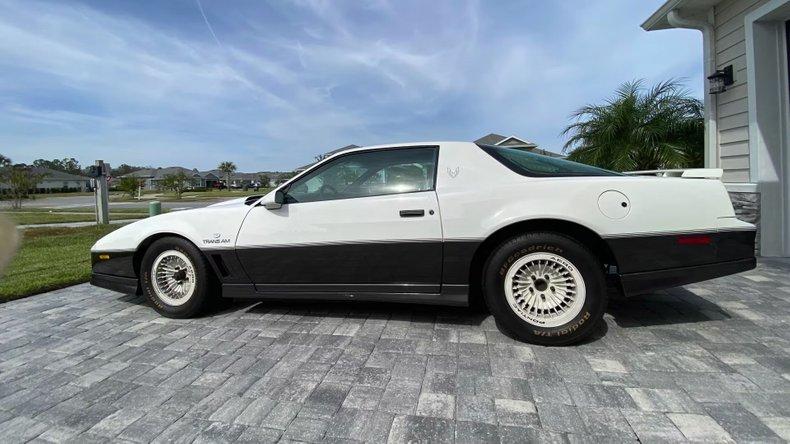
[503,252,586,328]
[151,250,197,306]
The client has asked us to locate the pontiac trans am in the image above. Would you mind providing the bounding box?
[91,142,756,345]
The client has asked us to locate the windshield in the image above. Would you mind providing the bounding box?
[478,144,621,177]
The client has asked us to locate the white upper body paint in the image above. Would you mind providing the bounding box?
[91,141,753,253]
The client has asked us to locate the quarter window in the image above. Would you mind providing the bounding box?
[285,147,438,203]
[478,144,620,177]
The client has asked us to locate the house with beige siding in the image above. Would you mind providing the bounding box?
[644,0,790,257]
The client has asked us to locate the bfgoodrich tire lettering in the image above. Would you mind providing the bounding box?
[483,232,607,345]
[140,237,214,318]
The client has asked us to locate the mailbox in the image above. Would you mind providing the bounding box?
[86,165,101,178]
[86,163,111,178]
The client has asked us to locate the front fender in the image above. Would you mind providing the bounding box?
[90,205,252,253]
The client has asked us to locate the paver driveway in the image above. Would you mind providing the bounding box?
[1,260,789,443]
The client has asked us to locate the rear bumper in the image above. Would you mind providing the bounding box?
[619,257,756,295]
[607,228,756,295]
[90,273,140,295]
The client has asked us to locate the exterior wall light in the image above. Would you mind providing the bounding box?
[707,65,734,94]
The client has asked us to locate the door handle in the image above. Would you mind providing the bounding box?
[399,209,425,218]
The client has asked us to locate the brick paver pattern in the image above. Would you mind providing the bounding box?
[1,259,789,443]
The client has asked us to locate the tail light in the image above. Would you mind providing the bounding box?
[677,235,712,245]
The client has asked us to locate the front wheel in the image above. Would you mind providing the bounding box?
[483,232,607,345]
[140,237,213,318]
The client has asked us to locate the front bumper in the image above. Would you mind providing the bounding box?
[90,272,140,295]
[90,251,139,294]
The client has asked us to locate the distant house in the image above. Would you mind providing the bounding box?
[33,167,92,192]
[0,166,92,193]
[207,170,283,188]
[294,144,360,173]
[122,166,288,190]
[122,167,220,190]
[474,133,564,158]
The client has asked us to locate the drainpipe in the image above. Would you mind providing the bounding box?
[667,9,718,169]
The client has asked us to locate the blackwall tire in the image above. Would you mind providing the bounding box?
[483,232,607,346]
[140,237,214,318]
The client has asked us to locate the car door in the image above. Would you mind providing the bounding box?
[236,146,443,296]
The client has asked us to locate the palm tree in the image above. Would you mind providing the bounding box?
[217,161,237,189]
[562,79,704,171]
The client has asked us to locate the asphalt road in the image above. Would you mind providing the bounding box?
[5,195,229,210]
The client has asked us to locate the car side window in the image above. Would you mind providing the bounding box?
[285,147,438,203]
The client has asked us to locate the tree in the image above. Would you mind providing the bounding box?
[32,159,58,170]
[276,172,295,185]
[258,174,270,188]
[0,155,9,201]
[160,172,190,199]
[218,161,237,188]
[117,176,143,198]
[562,79,704,171]
[0,164,45,209]
[60,157,81,175]
[31,157,82,175]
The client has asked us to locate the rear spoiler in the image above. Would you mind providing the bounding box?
[622,168,723,179]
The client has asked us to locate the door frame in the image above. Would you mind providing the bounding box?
[229,145,467,304]
[746,0,790,256]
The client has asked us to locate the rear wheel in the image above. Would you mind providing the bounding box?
[140,237,214,318]
[483,232,607,345]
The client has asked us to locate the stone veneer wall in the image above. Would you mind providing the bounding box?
[728,191,761,255]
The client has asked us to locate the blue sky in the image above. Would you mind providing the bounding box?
[0,0,702,171]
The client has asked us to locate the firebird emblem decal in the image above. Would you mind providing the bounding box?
[447,167,460,178]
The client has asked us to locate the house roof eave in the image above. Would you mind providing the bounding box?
[642,0,720,31]
[495,135,537,148]
[31,167,91,181]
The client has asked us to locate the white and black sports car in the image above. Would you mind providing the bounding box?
[91,142,756,345]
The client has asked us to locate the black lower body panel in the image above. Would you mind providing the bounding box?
[91,273,140,295]
[235,241,443,286]
[231,240,469,306]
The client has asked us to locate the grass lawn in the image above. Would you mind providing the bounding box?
[0,225,120,302]
[1,211,147,225]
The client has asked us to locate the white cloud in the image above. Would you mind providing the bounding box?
[0,0,703,169]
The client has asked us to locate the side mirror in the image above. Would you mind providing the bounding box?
[262,189,286,210]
